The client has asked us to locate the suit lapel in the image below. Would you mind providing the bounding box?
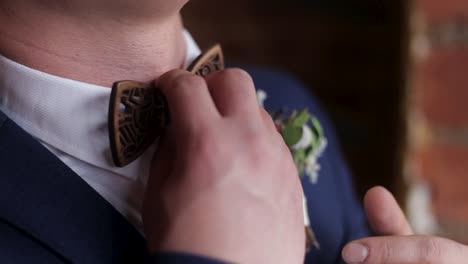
[0,111,149,263]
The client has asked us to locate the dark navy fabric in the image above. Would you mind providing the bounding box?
[0,112,149,263]
[0,110,224,264]
[0,67,370,264]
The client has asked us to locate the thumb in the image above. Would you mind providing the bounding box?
[364,186,413,236]
[343,235,468,264]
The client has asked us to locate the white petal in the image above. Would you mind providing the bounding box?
[306,154,317,165]
[292,125,313,150]
[305,157,320,184]
[256,89,268,107]
[308,171,319,184]
[312,138,328,157]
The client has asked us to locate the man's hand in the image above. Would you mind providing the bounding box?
[342,186,468,263]
[142,69,305,264]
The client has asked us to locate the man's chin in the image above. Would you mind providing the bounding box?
[57,0,190,19]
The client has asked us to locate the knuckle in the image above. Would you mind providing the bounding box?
[379,242,394,264]
[172,74,206,90]
[419,237,443,263]
[221,68,253,84]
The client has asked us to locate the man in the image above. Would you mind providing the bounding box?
[0,0,467,263]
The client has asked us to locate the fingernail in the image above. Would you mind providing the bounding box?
[342,243,368,263]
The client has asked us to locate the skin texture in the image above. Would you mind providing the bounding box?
[343,187,468,264]
[0,0,188,87]
[142,69,305,263]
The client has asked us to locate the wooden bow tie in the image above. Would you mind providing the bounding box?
[108,44,319,251]
[108,44,224,167]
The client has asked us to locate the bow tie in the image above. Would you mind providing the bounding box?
[108,45,319,251]
[108,44,224,167]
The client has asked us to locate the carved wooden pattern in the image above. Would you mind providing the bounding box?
[108,81,169,167]
[109,44,224,167]
[187,44,224,76]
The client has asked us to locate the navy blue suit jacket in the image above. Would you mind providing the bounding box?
[0,67,370,263]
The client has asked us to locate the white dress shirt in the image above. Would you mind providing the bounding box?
[0,31,201,231]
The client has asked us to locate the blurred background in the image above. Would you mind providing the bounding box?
[182,0,468,243]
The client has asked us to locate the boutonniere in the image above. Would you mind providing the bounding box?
[257,90,328,250]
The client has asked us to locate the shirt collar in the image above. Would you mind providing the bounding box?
[0,30,201,180]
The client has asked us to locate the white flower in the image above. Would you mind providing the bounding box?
[292,125,313,150]
[312,138,328,158]
[304,138,328,184]
[256,89,267,107]
[305,155,320,184]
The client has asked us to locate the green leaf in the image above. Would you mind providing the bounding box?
[304,145,314,157]
[282,125,303,146]
[292,110,312,127]
[294,148,306,162]
[311,117,324,138]
[286,111,298,124]
[309,118,324,150]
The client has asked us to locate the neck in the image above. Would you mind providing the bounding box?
[0,3,187,87]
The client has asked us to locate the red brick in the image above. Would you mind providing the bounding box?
[412,62,428,111]
[417,0,468,23]
[416,49,468,127]
[418,143,468,221]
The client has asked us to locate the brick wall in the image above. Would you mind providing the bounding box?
[410,0,468,243]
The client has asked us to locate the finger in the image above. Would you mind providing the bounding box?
[157,69,220,133]
[147,130,176,193]
[342,235,468,264]
[205,68,260,120]
[260,107,277,132]
[143,130,176,248]
[364,186,413,236]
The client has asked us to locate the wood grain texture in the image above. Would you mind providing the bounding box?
[109,45,224,167]
[109,81,168,167]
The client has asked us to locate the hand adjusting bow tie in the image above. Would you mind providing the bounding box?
[108,44,224,167]
[107,44,318,251]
